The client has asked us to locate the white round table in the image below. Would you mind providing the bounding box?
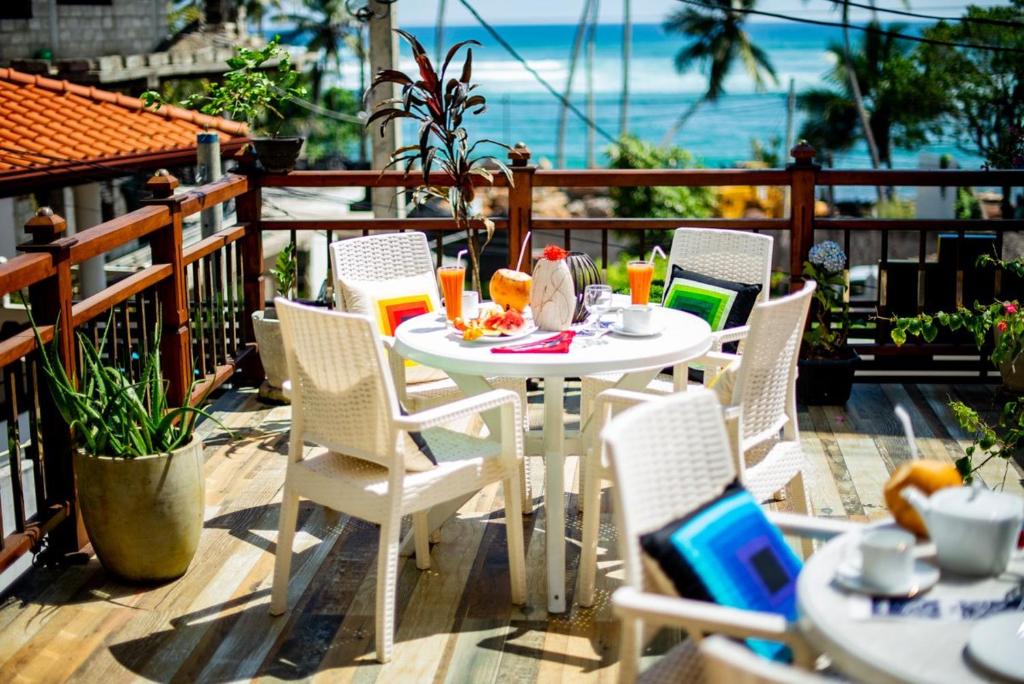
[395,306,712,613]
[798,525,1024,684]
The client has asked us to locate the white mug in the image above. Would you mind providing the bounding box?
[462,291,480,320]
[859,528,915,593]
[621,305,655,334]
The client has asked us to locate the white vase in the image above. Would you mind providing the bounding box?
[530,257,575,331]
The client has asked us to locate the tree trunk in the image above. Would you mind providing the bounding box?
[840,7,883,203]
[660,97,703,147]
[619,0,631,137]
[556,0,593,168]
[435,0,447,66]
[586,1,598,168]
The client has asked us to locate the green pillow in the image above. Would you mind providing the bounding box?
[663,265,762,333]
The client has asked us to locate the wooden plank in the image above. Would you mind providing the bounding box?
[805,405,867,518]
[796,407,847,518]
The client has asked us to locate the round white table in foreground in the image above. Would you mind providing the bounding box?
[797,525,1024,684]
[395,306,712,613]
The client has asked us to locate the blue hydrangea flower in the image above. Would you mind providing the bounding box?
[808,240,846,273]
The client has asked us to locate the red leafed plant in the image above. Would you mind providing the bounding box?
[542,245,569,261]
[365,29,514,294]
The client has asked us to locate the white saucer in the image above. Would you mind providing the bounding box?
[447,325,537,345]
[833,559,940,598]
[609,323,665,337]
[967,613,1024,682]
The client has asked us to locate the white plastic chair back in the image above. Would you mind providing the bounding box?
[667,228,774,304]
[701,635,827,684]
[330,231,439,310]
[276,298,401,465]
[601,389,736,588]
[730,282,815,453]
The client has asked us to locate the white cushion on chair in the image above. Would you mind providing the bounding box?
[337,272,447,384]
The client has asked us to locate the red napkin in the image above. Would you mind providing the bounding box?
[491,331,575,354]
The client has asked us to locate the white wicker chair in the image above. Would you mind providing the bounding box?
[598,390,855,683]
[578,229,774,487]
[268,299,527,663]
[330,232,531,509]
[578,284,818,607]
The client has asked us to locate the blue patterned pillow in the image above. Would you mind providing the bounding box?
[640,480,801,661]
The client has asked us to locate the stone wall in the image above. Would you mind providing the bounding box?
[0,1,165,61]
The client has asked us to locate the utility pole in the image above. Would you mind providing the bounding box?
[369,3,403,218]
[557,0,592,168]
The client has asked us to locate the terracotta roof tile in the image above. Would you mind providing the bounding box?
[0,67,249,180]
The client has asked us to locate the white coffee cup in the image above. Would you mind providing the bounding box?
[859,528,915,593]
[621,305,655,334]
[462,291,480,320]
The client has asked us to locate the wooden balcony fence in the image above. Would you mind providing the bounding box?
[0,143,1021,578]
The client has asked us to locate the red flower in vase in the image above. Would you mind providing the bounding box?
[543,245,569,261]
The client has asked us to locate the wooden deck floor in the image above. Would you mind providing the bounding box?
[0,383,1022,683]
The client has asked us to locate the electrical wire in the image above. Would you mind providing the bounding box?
[673,0,1024,55]
[455,0,618,144]
[822,0,1024,29]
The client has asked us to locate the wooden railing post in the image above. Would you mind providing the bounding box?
[788,141,819,289]
[20,207,85,555]
[142,170,191,406]
[236,180,264,384]
[507,143,535,270]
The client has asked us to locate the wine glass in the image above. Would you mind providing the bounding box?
[583,284,613,334]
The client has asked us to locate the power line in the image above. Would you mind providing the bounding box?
[822,0,1024,29]
[455,0,618,144]
[673,0,1024,55]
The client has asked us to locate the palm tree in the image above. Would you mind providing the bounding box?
[556,0,595,168]
[620,0,632,136]
[797,21,945,169]
[274,0,356,102]
[661,0,777,145]
[837,0,882,171]
[239,0,280,35]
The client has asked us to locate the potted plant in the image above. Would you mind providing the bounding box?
[797,240,859,405]
[252,241,296,403]
[34,318,222,582]
[143,37,307,172]
[366,30,514,294]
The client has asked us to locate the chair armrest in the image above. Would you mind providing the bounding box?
[766,512,863,541]
[393,388,519,431]
[612,587,796,643]
[711,326,750,347]
[593,388,658,415]
[696,351,739,371]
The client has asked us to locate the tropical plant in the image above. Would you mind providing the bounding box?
[661,0,777,144]
[889,253,1024,480]
[270,241,298,299]
[274,0,357,102]
[32,316,219,459]
[366,30,514,294]
[606,134,715,252]
[802,240,850,359]
[797,21,945,169]
[917,2,1024,169]
[141,37,305,137]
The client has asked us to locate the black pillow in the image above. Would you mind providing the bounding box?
[663,265,762,333]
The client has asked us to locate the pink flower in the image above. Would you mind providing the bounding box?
[997,320,1009,333]
[1005,302,1018,315]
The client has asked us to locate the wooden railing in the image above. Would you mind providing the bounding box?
[0,143,1022,572]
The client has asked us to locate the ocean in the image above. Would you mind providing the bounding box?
[277,20,982,172]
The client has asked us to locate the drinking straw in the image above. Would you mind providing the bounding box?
[456,249,467,270]
[648,245,667,265]
[894,405,918,459]
[516,231,532,271]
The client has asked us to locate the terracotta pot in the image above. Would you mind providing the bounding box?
[75,437,204,582]
[565,252,602,324]
[251,137,304,173]
[530,257,575,331]
[797,350,860,406]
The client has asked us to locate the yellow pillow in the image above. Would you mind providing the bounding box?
[707,358,741,405]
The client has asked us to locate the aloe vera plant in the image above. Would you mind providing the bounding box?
[34,315,220,459]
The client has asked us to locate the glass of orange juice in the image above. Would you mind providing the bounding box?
[628,260,654,305]
[438,265,465,322]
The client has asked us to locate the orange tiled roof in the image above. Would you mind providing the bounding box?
[0,68,248,180]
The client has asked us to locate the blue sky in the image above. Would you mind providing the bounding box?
[396,0,1009,26]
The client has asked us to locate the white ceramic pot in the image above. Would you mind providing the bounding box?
[530,257,575,331]
[252,308,288,396]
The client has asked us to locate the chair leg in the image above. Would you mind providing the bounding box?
[578,457,603,608]
[269,485,300,616]
[617,615,643,684]
[375,513,403,663]
[519,453,533,515]
[412,511,431,570]
[503,475,528,605]
[791,470,815,558]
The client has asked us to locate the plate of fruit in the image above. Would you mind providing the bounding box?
[451,308,536,343]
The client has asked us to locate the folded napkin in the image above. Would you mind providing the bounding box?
[491,331,575,354]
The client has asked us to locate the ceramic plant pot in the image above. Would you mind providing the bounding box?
[75,437,204,582]
[252,307,289,403]
[251,137,304,173]
[797,350,860,405]
[530,257,576,332]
